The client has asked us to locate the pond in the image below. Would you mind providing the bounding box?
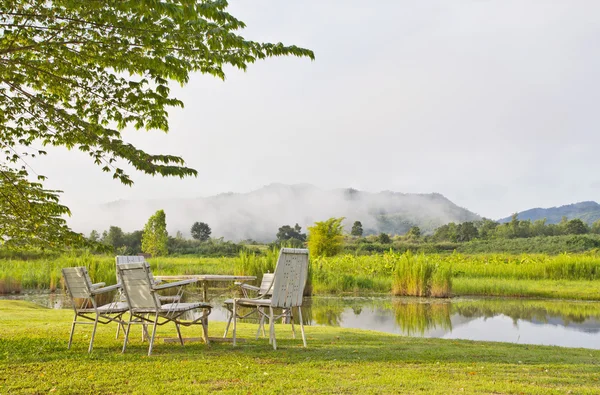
[3,292,600,350]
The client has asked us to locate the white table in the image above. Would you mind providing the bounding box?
[154,274,256,301]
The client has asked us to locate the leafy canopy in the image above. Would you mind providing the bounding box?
[0,0,314,249]
[190,221,211,241]
[307,217,345,258]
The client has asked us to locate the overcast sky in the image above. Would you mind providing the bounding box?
[32,0,600,221]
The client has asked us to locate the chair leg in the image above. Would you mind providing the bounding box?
[88,316,99,353]
[290,309,296,339]
[122,313,133,353]
[232,301,238,346]
[202,316,210,346]
[298,307,307,348]
[148,314,159,356]
[269,306,276,350]
[256,313,264,340]
[115,321,121,339]
[175,323,184,346]
[223,310,232,338]
[142,314,150,342]
[68,314,77,349]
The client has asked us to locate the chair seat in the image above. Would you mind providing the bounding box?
[235,298,272,307]
[78,302,129,314]
[131,302,212,314]
[158,295,181,303]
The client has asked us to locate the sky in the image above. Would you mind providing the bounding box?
[30,0,600,221]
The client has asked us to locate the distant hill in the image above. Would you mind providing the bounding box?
[69,183,480,242]
[498,201,600,225]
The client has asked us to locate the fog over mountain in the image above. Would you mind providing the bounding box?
[69,184,480,241]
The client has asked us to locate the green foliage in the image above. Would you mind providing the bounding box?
[102,226,125,250]
[0,1,313,248]
[377,233,391,244]
[350,221,363,237]
[167,237,245,257]
[455,222,478,242]
[190,221,211,242]
[565,219,589,235]
[0,167,86,249]
[275,223,306,247]
[307,218,345,258]
[142,210,169,257]
[234,248,278,285]
[406,226,421,239]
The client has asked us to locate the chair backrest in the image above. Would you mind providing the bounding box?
[115,255,147,281]
[117,262,160,310]
[259,273,275,296]
[62,267,94,299]
[271,248,309,308]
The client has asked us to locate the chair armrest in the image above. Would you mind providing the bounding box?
[240,284,260,292]
[153,279,197,290]
[91,283,121,294]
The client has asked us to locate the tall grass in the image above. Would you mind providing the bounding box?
[0,253,238,294]
[3,250,600,299]
[392,252,452,297]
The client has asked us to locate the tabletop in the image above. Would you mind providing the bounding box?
[154,274,256,282]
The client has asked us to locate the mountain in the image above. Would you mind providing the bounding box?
[70,183,481,242]
[498,201,600,225]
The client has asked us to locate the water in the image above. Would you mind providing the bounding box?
[3,292,600,349]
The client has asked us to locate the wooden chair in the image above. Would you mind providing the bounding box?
[232,248,309,349]
[62,267,127,353]
[117,262,212,356]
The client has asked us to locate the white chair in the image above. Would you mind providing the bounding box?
[114,255,180,340]
[232,248,309,350]
[62,267,127,353]
[117,262,212,356]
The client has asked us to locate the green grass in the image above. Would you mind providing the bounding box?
[453,278,600,300]
[1,300,599,394]
[392,252,452,297]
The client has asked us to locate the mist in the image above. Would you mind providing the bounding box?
[69,183,479,241]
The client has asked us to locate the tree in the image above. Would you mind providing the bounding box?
[406,226,421,239]
[432,223,457,242]
[377,232,391,244]
[142,210,168,257]
[191,221,211,242]
[456,222,478,242]
[0,167,86,249]
[350,221,363,237]
[276,223,306,245]
[88,230,100,242]
[565,219,589,235]
[591,220,600,235]
[103,226,125,250]
[307,217,345,258]
[477,218,498,239]
[0,1,314,249]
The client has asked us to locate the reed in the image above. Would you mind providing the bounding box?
[391,252,452,297]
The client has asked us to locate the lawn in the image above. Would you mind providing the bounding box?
[0,301,599,394]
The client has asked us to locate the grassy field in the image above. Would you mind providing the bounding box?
[2,251,600,299]
[1,300,599,394]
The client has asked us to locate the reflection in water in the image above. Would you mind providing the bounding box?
[392,301,452,336]
[3,292,600,349]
